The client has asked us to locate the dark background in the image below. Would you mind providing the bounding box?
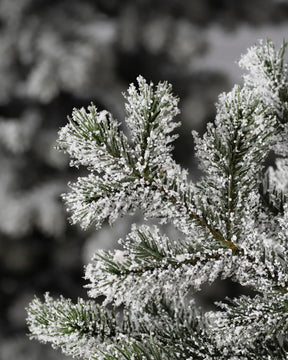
[0,1,288,358]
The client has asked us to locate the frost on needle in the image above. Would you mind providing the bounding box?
[27,40,288,359]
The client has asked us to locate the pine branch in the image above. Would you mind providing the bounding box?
[27,39,288,360]
[86,223,288,308]
[58,76,238,251]
[85,225,232,307]
[58,106,135,171]
[123,76,180,172]
[209,292,288,358]
[193,86,277,244]
[27,294,118,359]
[134,297,222,359]
[27,293,221,360]
[239,39,288,123]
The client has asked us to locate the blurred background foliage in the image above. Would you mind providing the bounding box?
[1,0,288,358]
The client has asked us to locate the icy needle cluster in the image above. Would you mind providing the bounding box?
[27,40,288,359]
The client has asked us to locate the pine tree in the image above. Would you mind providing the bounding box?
[27,40,288,359]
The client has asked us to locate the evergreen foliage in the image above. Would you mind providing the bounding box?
[27,40,288,359]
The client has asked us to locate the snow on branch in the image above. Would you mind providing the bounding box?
[27,40,288,359]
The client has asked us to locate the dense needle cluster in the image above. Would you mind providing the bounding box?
[27,40,288,359]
